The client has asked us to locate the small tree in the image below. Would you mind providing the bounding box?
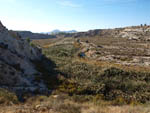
[26,37,31,43]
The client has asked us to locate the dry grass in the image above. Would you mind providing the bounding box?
[76,58,150,73]
[80,37,150,56]
[0,88,18,105]
[32,38,63,48]
[0,95,150,113]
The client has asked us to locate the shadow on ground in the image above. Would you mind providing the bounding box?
[0,55,63,104]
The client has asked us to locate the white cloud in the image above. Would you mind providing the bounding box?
[57,0,81,8]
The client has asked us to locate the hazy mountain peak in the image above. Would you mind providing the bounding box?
[47,29,77,34]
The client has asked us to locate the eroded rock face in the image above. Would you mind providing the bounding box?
[0,21,47,93]
[118,26,150,40]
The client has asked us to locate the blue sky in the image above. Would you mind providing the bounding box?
[0,0,149,32]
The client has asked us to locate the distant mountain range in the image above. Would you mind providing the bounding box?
[14,30,77,40]
[15,31,56,39]
[44,29,77,35]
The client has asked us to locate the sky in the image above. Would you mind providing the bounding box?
[0,0,150,32]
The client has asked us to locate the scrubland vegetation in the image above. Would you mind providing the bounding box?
[42,40,150,104]
[1,37,150,113]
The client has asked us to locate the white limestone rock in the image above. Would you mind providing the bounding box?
[0,21,48,93]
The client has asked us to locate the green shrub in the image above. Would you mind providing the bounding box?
[26,37,31,43]
[112,96,127,105]
[30,42,35,47]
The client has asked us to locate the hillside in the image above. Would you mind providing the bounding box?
[57,25,150,41]
[29,36,150,113]
[1,22,150,112]
[33,37,150,102]
[15,25,150,41]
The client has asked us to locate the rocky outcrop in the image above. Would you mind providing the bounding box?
[118,26,150,40]
[0,21,47,93]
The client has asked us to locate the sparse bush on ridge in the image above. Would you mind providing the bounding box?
[26,37,31,43]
